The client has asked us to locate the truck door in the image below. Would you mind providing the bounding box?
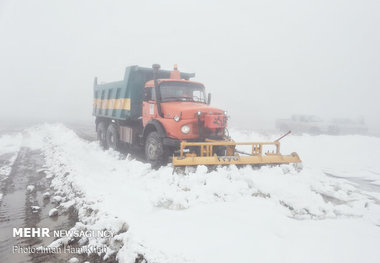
[142,87,157,126]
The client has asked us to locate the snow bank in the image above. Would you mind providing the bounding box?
[5,124,380,262]
[27,185,35,193]
[48,208,58,217]
[0,132,22,155]
[230,128,380,185]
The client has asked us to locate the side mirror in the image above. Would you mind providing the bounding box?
[207,93,211,105]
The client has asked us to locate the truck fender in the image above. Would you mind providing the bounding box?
[143,120,167,140]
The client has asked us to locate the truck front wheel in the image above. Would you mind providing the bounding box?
[145,131,168,169]
[97,122,108,149]
[106,124,119,150]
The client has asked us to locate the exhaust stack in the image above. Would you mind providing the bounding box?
[152,64,164,117]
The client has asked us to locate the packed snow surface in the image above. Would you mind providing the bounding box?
[1,124,380,263]
[0,132,22,200]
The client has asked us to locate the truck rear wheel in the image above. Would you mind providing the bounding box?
[97,122,108,149]
[145,131,168,169]
[106,124,119,150]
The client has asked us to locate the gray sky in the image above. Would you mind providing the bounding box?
[0,0,379,130]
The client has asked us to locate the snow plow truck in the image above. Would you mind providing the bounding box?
[93,64,301,168]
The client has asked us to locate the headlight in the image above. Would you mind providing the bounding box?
[181,125,190,134]
[173,115,180,122]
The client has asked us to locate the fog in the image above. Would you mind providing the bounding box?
[0,0,379,132]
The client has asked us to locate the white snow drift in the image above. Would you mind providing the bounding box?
[1,124,380,263]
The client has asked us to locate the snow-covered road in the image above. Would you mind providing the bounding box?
[1,124,380,263]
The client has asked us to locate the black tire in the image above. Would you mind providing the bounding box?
[97,122,108,149]
[106,124,119,150]
[145,131,168,169]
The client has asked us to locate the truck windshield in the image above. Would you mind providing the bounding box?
[160,82,206,103]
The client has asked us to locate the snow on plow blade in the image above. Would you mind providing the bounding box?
[172,140,302,167]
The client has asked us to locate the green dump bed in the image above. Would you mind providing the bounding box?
[93,65,195,120]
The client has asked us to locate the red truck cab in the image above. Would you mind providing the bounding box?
[142,65,227,142]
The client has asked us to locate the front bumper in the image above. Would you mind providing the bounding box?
[163,137,181,147]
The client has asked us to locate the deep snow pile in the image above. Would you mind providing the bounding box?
[3,124,380,262]
[232,129,380,185]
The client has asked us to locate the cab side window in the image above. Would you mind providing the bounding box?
[143,87,156,101]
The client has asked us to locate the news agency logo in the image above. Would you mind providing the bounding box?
[13,228,114,238]
[13,228,50,237]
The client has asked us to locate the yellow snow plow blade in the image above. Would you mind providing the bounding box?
[172,139,301,167]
